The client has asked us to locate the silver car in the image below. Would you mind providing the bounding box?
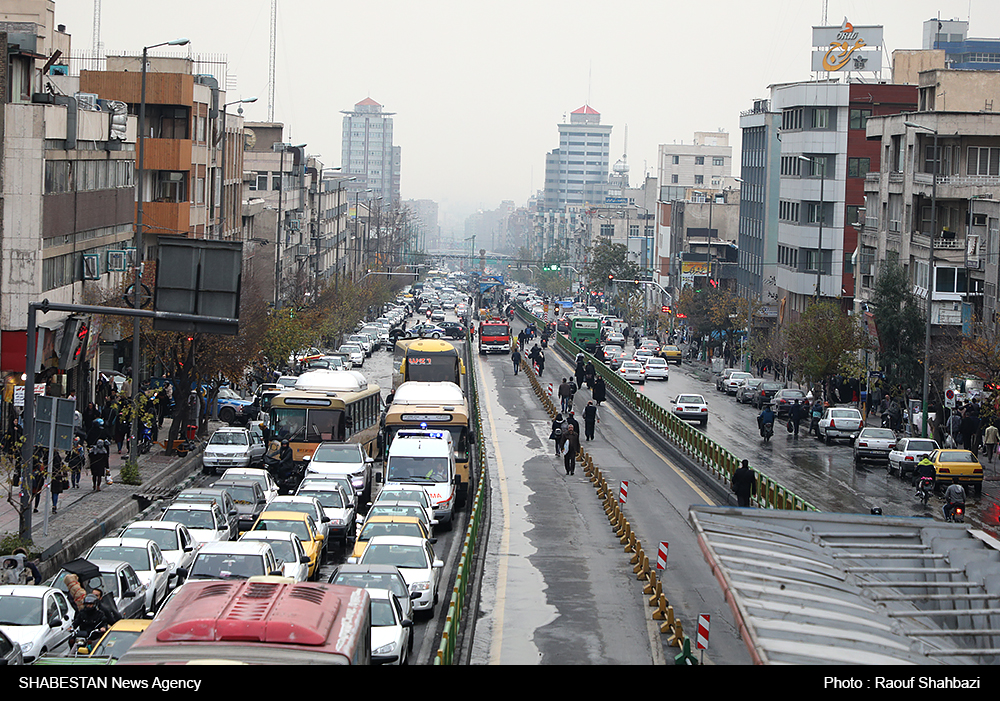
[852,427,897,467]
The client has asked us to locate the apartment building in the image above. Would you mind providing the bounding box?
[657,131,732,204]
[341,97,399,206]
[0,26,136,397]
[860,111,1000,338]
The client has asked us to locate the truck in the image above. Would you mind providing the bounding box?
[478,317,512,355]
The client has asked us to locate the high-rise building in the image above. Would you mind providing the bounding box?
[341,97,399,206]
[922,17,1000,70]
[542,105,612,211]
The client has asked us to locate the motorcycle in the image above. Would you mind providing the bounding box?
[946,503,966,523]
[264,453,303,495]
[916,476,934,505]
[70,626,106,656]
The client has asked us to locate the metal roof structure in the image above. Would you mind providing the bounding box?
[689,506,1000,665]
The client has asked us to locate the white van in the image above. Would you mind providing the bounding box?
[384,429,456,529]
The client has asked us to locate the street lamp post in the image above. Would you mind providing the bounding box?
[905,121,940,439]
[333,176,356,293]
[130,37,189,465]
[218,96,257,239]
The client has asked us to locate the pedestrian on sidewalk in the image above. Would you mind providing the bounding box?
[30,458,44,513]
[51,463,66,514]
[984,421,999,465]
[732,459,757,507]
[583,401,598,440]
[511,347,521,376]
[67,437,85,489]
[89,439,108,491]
[563,425,581,475]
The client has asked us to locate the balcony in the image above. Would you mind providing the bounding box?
[140,201,190,236]
[142,138,193,172]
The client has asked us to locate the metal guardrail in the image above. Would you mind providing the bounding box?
[434,332,488,664]
[518,308,817,512]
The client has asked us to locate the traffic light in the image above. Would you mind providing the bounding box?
[58,318,89,370]
[709,279,719,288]
[608,274,614,283]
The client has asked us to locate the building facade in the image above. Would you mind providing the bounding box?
[341,97,399,206]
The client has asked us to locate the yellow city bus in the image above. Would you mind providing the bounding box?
[392,339,465,390]
[268,370,382,464]
[381,381,472,508]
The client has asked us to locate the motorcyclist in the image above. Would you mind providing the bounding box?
[914,454,936,486]
[757,405,775,438]
[943,478,966,521]
[73,594,110,642]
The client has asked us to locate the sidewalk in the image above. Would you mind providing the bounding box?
[1,426,212,580]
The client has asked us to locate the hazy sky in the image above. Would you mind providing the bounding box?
[55,0,1000,235]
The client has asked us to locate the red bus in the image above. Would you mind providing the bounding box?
[478,318,511,355]
[117,579,371,665]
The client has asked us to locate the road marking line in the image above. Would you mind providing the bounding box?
[477,352,511,664]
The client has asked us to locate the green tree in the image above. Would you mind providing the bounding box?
[785,301,871,386]
[870,260,924,389]
[584,239,639,289]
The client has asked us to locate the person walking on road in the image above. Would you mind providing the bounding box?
[511,347,521,376]
[583,401,598,441]
[558,378,574,414]
[563,425,581,475]
[592,376,607,407]
[732,459,757,507]
[789,400,804,437]
[550,414,568,456]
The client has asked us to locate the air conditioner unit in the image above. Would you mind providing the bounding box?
[973,213,988,227]
[295,245,310,258]
[288,219,301,231]
[107,250,126,272]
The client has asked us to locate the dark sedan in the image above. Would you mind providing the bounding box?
[438,321,466,339]
[771,388,808,418]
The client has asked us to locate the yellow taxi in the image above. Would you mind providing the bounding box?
[85,619,152,660]
[250,510,325,580]
[351,515,433,560]
[661,345,682,365]
[931,449,984,495]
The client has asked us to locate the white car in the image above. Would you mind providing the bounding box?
[306,442,374,502]
[643,356,670,381]
[202,427,265,475]
[118,521,198,589]
[220,467,280,504]
[352,536,444,615]
[0,586,74,663]
[618,360,646,385]
[369,588,413,665]
[294,483,358,547]
[672,394,709,426]
[267,495,332,554]
[724,372,754,395]
[160,502,232,545]
[238,532,311,582]
[187,541,281,582]
[852,427,898,467]
[339,344,365,368]
[85,537,171,614]
[818,407,865,445]
[888,437,941,479]
[349,334,374,357]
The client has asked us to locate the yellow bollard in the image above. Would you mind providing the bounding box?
[660,605,675,634]
[652,592,669,619]
[646,576,662,602]
[617,519,630,541]
[626,531,637,556]
[635,553,650,581]
[668,620,685,648]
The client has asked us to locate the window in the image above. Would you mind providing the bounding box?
[671,155,679,165]
[629,225,639,238]
[671,174,678,184]
[713,157,724,167]
[849,109,872,129]
[968,147,1000,176]
[848,158,870,178]
[252,171,268,191]
[811,108,830,129]
[780,156,801,176]
[807,203,827,225]
[781,108,803,130]
[272,172,282,190]
[779,200,800,223]
[695,156,705,165]
[600,223,614,237]
[694,175,704,185]
[846,205,863,227]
